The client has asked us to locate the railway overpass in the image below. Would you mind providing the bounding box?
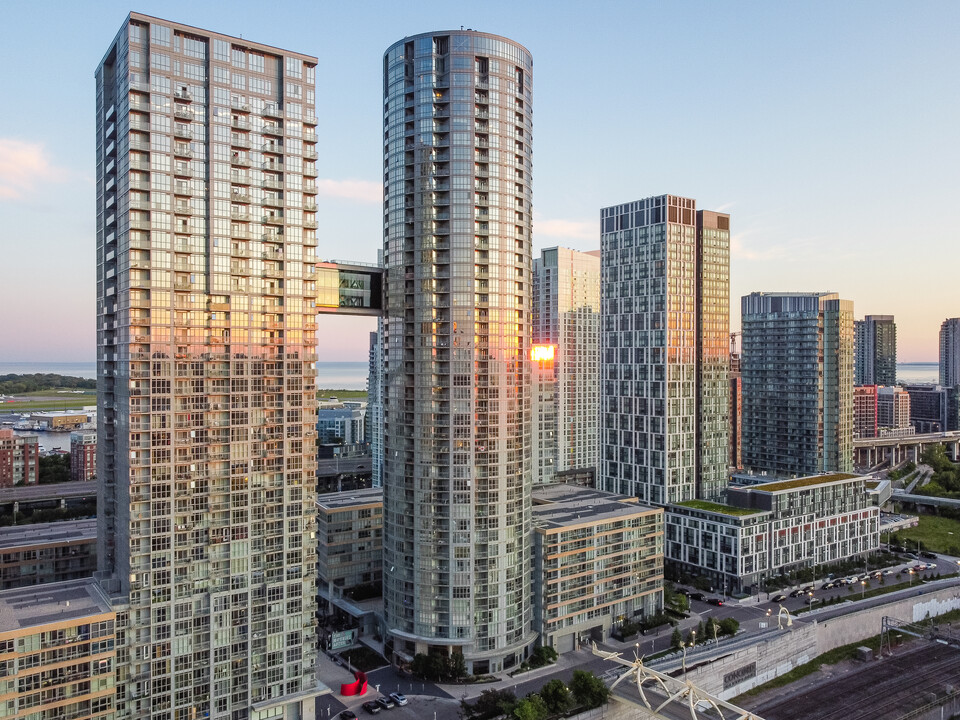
[854,430,960,469]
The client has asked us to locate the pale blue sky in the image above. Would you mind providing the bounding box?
[0,0,956,362]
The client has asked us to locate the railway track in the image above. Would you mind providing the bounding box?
[756,643,960,720]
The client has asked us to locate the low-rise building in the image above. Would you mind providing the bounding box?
[29,412,90,431]
[904,384,960,434]
[854,385,878,439]
[667,473,879,593]
[0,431,39,488]
[0,578,116,720]
[316,487,382,601]
[532,484,663,653]
[316,400,367,445]
[878,386,912,434]
[70,432,97,482]
[0,520,98,590]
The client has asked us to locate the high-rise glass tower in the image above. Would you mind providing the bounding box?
[854,315,897,386]
[599,195,730,505]
[532,247,601,483]
[381,31,535,673]
[941,318,960,387]
[96,14,323,719]
[741,292,854,477]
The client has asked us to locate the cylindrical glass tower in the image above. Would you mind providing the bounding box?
[381,30,535,674]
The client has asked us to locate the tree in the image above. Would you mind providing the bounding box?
[532,646,557,667]
[38,455,70,484]
[718,618,740,636]
[513,695,548,720]
[447,651,468,680]
[539,679,571,715]
[670,627,683,650]
[569,670,609,709]
[464,690,517,720]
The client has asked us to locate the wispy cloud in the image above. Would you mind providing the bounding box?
[0,139,70,200]
[535,217,596,241]
[315,178,382,204]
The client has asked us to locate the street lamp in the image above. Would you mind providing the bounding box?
[807,591,814,612]
[909,568,915,586]
[861,580,867,599]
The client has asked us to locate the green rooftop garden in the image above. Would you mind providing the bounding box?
[750,473,860,493]
[674,499,764,517]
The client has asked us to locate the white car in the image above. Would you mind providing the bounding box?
[389,693,408,707]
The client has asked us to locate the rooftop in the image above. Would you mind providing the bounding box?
[532,484,659,530]
[741,473,861,493]
[532,483,637,506]
[673,499,766,517]
[0,579,113,634]
[316,487,382,511]
[0,519,97,551]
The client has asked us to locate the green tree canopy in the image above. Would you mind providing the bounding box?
[569,670,609,709]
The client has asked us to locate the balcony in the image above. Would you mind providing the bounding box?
[261,161,284,173]
[173,182,192,196]
[262,124,283,137]
[174,107,193,121]
[303,165,318,178]
[303,131,318,144]
[173,144,193,159]
[303,148,318,160]
[231,190,251,204]
[231,155,252,168]
[231,100,251,113]
[262,178,284,191]
[261,215,284,226]
[174,88,193,102]
[230,211,252,223]
[174,123,192,139]
[262,103,282,119]
[303,114,318,126]
[232,117,251,131]
[262,194,283,208]
[231,136,251,150]
[230,172,252,186]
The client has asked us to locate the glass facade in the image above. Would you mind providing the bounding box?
[741,292,854,477]
[854,315,896,386]
[96,13,323,719]
[532,248,601,482]
[600,195,729,506]
[381,31,535,673]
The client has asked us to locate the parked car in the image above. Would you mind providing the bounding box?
[706,597,723,606]
[376,697,395,710]
[921,551,938,560]
[340,712,359,720]
[362,702,381,715]
[884,569,896,576]
[389,693,408,707]
[688,592,706,602]
[771,594,786,603]
[789,589,805,598]
[822,581,836,589]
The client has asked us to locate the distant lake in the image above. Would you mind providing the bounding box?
[897,362,939,385]
[1,361,368,391]
[0,362,97,380]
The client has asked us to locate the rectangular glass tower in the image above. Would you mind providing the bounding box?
[96,13,324,719]
[600,195,730,506]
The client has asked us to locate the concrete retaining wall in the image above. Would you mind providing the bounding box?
[814,584,960,653]
[682,624,819,701]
